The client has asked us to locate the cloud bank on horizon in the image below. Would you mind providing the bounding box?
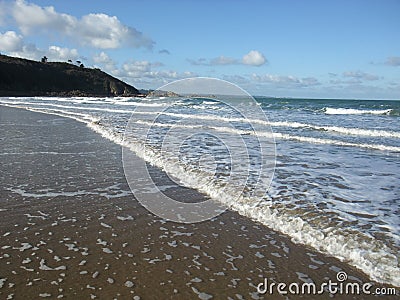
[0,0,399,99]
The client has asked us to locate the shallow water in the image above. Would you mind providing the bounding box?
[1,96,399,286]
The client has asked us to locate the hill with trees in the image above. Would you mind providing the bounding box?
[0,54,140,97]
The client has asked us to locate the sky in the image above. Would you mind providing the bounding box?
[0,0,399,99]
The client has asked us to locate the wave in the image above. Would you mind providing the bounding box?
[22,96,167,107]
[135,120,400,152]
[324,107,392,115]
[3,103,399,286]
[275,133,400,152]
[2,99,400,141]
[135,110,400,140]
[109,101,167,107]
[312,125,400,139]
[0,100,133,114]
[32,96,108,105]
[91,121,400,287]
[269,121,400,139]
[0,103,99,124]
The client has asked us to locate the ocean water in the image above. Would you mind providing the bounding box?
[1,96,399,286]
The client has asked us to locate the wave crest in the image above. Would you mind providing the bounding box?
[324,107,392,115]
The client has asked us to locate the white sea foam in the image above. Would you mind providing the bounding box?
[274,132,400,152]
[32,96,108,102]
[0,151,97,156]
[324,107,392,115]
[135,120,400,152]
[136,110,400,140]
[33,97,107,105]
[269,121,400,139]
[0,100,132,114]
[39,259,66,271]
[3,99,399,139]
[0,103,97,124]
[0,278,6,289]
[86,120,400,286]
[2,100,399,286]
[203,101,219,105]
[9,188,92,198]
[2,97,166,111]
[109,101,167,107]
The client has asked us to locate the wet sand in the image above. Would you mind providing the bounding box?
[0,106,397,299]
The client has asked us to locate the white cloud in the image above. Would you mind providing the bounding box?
[11,0,153,49]
[252,73,320,88]
[78,13,153,49]
[9,43,43,60]
[253,74,298,84]
[0,32,80,62]
[342,71,380,81]
[210,55,238,65]
[120,60,196,87]
[385,56,400,67]
[9,44,80,62]
[242,50,266,66]
[48,46,79,61]
[12,0,75,35]
[93,51,114,64]
[130,70,197,88]
[0,31,23,52]
[92,54,192,88]
[122,60,153,78]
[0,31,43,60]
[188,50,267,67]
[121,61,170,79]
[330,78,362,85]
[93,51,118,73]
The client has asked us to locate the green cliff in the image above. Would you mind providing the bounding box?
[0,55,140,97]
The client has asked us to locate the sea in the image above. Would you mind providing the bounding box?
[0,96,399,286]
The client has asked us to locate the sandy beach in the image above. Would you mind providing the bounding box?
[0,106,397,299]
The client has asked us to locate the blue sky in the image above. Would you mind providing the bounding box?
[0,0,399,99]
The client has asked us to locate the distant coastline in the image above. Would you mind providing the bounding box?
[0,54,142,97]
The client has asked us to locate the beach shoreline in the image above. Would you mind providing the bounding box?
[0,106,397,299]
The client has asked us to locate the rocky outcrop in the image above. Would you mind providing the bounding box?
[0,54,140,97]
